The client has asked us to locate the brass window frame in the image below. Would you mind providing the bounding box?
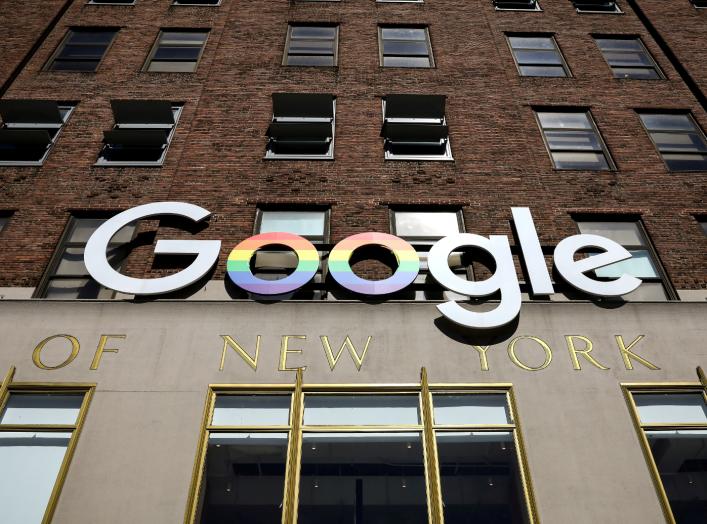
[0,366,95,524]
[621,382,707,524]
[185,370,538,524]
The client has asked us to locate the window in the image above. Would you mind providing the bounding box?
[595,37,663,79]
[173,0,220,4]
[0,214,10,233]
[638,113,707,172]
[571,0,621,13]
[576,219,673,300]
[507,35,570,77]
[144,30,208,72]
[624,387,707,524]
[535,110,614,170]
[379,26,434,68]
[186,375,537,524]
[38,216,136,299]
[0,381,93,524]
[391,210,468,300]
[253,209,329,299]
[381,94,452,160]
[97,100,182,166]
[0,100,74,165]
[494,0,541,11]
[46,28,117,71]
[88,0,135,4]
[284,25,338,66]
[265,93,335,159]
[691,0,707,7]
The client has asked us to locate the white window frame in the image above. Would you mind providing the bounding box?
[382,99,453,161]
[95,104,182,167]
[0,104,74,167]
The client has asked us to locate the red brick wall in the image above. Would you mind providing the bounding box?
[0,0,705,292]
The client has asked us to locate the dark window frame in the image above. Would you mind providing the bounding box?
[534,108,616,171]
[34,213,137,299]
[594,35,665,80]
[44,27,119,72]
[636,110,707,173]
[283,23,339,67]
[378,25,435,68]
[494,0,542,11]
[506,33,571,78]
[143,29,210,73]
[572,215,678,301]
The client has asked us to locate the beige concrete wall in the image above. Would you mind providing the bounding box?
[0,300,704,524]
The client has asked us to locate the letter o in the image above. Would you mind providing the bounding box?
[328,233,420,295]
[227,232,319,295]
[507,336,553,371]
[32,334,80,370]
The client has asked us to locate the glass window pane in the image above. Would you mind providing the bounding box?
[596,38,643,52]
[147,61,197,72]
[58,44,109,59]
[381,28,427,41]
[594,250,659,279]
[298,432,427,524]
[286,55,335,66]
[644,429,707,523]
[68,218,107,242]
[620,281,667,301]
[160,32,207,45]
[634,393,707,424]
[519,65,567,77]
[640,114,695,132]
[259,211,326,237]
[288,40,335,54]
[0,216,8,232]
[67,31,115,45]
[291,26,337,39]
[514,50,562,65]
[551,152,609,170]
[304,395,421,425]
[212,395,291,426]
[394,211,461,238]
[199,433,288,523]
[44,278,110,299]
[55,247,89,276]
[153,47,202,61]
[545,130,602,151]
[612,67,660,80]
[433,394,511,425]
[0,394,83,425]
[382,40,430,57]
[538,112,592,130]
[50,60,99,72]
[651,132,707,153]
[509,37,556,50]
[603,50,653,67]
[663,153,707,171]
[383,56,432,67]
[577,222,643,245]
[0,432,71,524]
[436,431,529,524]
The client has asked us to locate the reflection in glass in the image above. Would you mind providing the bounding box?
[212,395,291,426]
[0,394,83,425]
[436,431,529,524]
[198,433,288,524]
[304,395,420,426]
[433,394,511,425]
[0,432,71,524]
[634,393,707,425]
[646,430,707,523]
[298,432,427,524]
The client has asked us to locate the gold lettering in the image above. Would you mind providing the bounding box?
[90,334,125,370]
[565,335,610,371]
[320,336,372,371]
[471,346,492,371]
[279,335,307,372]
[219,335,261,371]
[32,334,80,370]
[615,335,659,370]
[508,336,552,371]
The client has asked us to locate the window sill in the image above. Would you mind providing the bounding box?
[263,155,335,161]
[495,7,543,12]
[93,162,165,167]
[384,156,454,162]
[0,162,44,167]
[575,8,623,14]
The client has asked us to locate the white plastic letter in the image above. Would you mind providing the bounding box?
[511,207,554,295]
[553,234,641,296]
[428,234,522,329]
[84,202,221,295]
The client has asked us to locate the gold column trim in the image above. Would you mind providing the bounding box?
[420,367,444,524]
[282,368,304,524]
[0,365,16,412]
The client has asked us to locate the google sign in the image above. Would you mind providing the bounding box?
[84,202,641,330]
